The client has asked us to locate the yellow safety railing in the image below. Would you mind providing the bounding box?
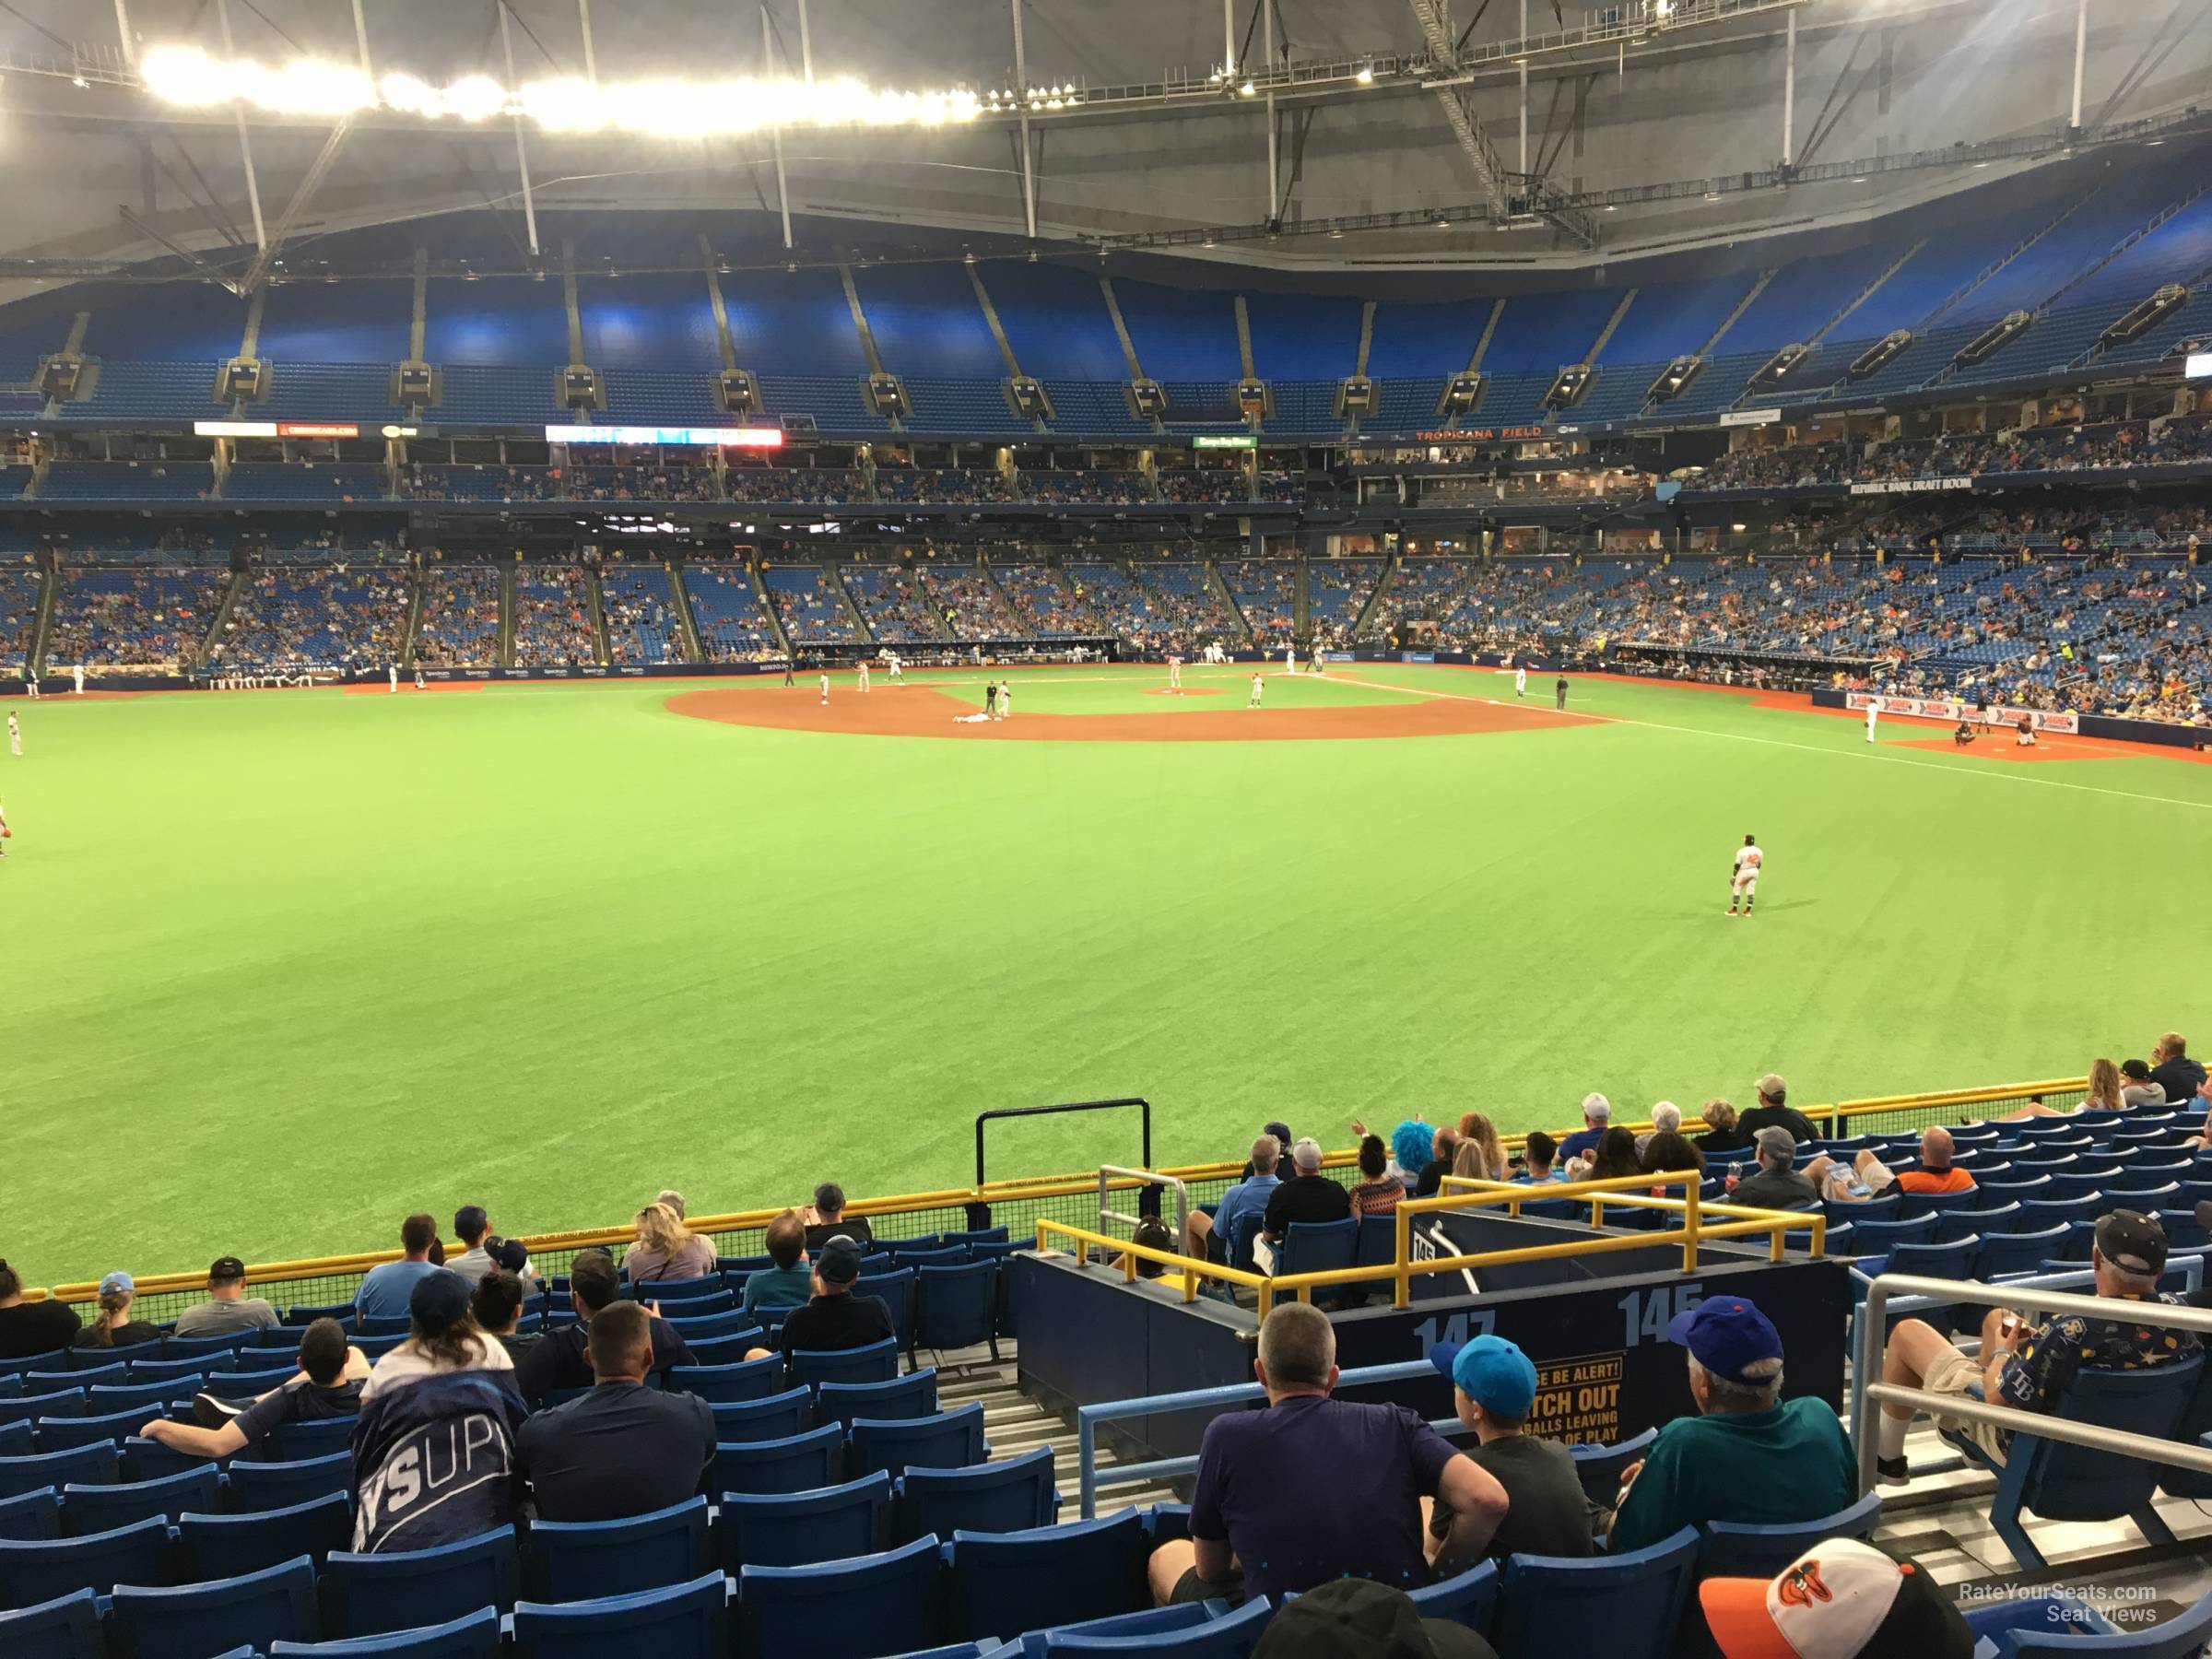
[32,1075,2065,1306]
[1033,1169,1819,1318]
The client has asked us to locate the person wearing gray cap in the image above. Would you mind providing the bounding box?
[1724,1127,1819,1212]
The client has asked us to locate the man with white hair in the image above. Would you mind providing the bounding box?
[1874,1210,2197,1481]
[1635,1102,1683,1156]
[1558,1094,1611,1164]
[1263,1137,1352,1240]
[1607,1295,1853,1550]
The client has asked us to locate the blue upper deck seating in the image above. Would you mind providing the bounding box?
[257,280,413,365]
[426,276,571,368]
[989,264,1127,380]
[1719,241,1914,354]
[1112,278,1242,382]
[1957,167,2183,324]
[1594,274,1761,368]
[85,281,246,361]
[857,265,1005,380]
[1480,289,1621,373]
[726,269,870,376]
[1243,293,1363,382]
[579,273,721,371]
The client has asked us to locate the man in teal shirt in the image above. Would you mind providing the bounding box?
[1607,1294,1856,1553]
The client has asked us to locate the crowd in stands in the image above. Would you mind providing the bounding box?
[511,566,599,666]
[1698,417,2212,493]
[43,567,227,670]
[599,565,684,664]
[210,567,412,673]
[766,566,865,642]
[1155,467,1250,504]
[1016,469,1152,505]
[400,464,556,503]
[876,468,1013,504]
[1220,559,1296,644]
[920,565,1022,638]
[1124,561,1241,648]
[839,564,948,641]
[726,466,867,504]
[683,564,784,661]
[567,464,723,503]
[412,565,502,665]
[991,562,1105,637]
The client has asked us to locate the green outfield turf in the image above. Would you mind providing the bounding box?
[6,662,2208,1286]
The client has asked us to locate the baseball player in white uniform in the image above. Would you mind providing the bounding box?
[389,663,399,694]
[6,713,18,758]
[1515,665,1527,699]
[1167,653,1182,691]
[73,663,84,696]
[1284,645,1297,676]
[1248,673,1265,708]
[1865,698,1879,743]
[819,672,830,704]
[1727,834,1763,918]
[887,653,903,684]
[857,659,871,693]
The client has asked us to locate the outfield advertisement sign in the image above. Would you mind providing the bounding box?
[1845,690,2079,734]
[1719,407,1783,428]
[1399,651,1437,664]
[1849,477,1972,496]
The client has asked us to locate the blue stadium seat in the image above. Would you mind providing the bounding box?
[623,1275,724,1301]
[857,1270,919,1359]
[943,1229,1010,1250]
[2015,1197,2098,1233]
[1569,1430,1657,1508]
[885,1236,947,1262]
[224,1452,352,1513]
[323,1527,521,1637]
[1977,1227,2075,1280]
[200,1367,300,1401]
[1271,1218,1358,1281]
[1843,1215,1937,1255]
[512,1570,729,1659]
[1493,1525,1700,1659]
[288,1303,354,1324]
[1048,1598,1275,1658]
[31,1364,125,1391]
[0,1514,175,1607]
[161,1334,252,1364]
[720,1471,892,1572]
[1353,1216,1397,1269]
[0,1586,105,1659]
[712,1423,846,1496]
[524,1496,711,1603]
[62,1465,220,1532]
[0,1424,29,1459]
[851,1405,987,1480]
[1226,1215,1265,1274]
[660,1311,757,1343]
[686,1334,764,1369]
[1009,1605,1213,1659]
[268,1418,359,1463]
[0,1350,69,1381]
[669,1356,786,1404]
[122,1438,222,1484]
[819,1369,938,1430]
[269,1606,503,1659]
[735,1533,944,1659]
[1970,1588,2212,1659]
[947,1510,1148,1641]
[0,1390,87,1429]
[710,1386,816,1446]
[110,1552,319,1657]
[178,1491,352,1577]
[0,1442,120,1500]
[1406,1559,1500,1633]
[918,1265,1000,1359]
[1696,1493,1883,1580]
[898,1445,1058,1541]
[1936,1202,2013,1244]
[1954,1355,2205,1571]
[88,1380,198,1415]
[0,1488,61,1541]
[38,1406,159,1453]
[133,1357,234,1384]
[791,1339,901,1391]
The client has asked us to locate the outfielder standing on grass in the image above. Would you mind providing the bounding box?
[1555,675,1568,711]
[1726,834,1763,918]
[6,712,18,758]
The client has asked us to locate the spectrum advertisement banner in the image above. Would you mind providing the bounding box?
[1845,690,2078,734]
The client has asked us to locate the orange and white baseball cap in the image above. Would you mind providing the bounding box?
[1699,1540,1971,1659]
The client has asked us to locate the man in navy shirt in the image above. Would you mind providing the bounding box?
[518,1300,714,1521]
[1557,1094,1611,1164]
[1184,1136,1283,1265]
[1145,1301,1506,1606]
[139,1318,367,1459]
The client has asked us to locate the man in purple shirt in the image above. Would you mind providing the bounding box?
[1145,1301,1507,1606]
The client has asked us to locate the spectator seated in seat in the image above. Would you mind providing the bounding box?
[76,1269,160,1350]
[744,1234,894,1362]
[518,1300,715,1522]
[355,1213,444,1322]
[1724,1128,1820,1211]
[140,1317,370,1459]
[802,1182,875,1253]
[0,1255,83,1356]
[448,1205,534,1287]
[624,1200,716,1286]
[742,1209,816,1317]
[1700,1538,1973,1659]
[1607,1294,1855,1551]
[1559,1094,1611,1164]
[1738,1073,1818,1145]
[516,1249,695,1399]
[1264,1137,1353,1246]
[1429,1335,1598,1561]
[1146,1300,1507,1607]
[472,1266,540,1366]
[1873,1208,2199,1481]
[1186,1135,1282,1263]
[172,1253,281,1337]
[1886,1126,1975,1196]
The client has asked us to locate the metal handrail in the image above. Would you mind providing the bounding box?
[976,1097,1150,1188]
[1076,1359,1454,1520]
[1098,1166,1190,1249]
[1850,1272,2212,1496]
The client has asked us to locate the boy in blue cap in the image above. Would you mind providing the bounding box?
[1428,1335,1599,1560]
[1607,1294,1855,1554]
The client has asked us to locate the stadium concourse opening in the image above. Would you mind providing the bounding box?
[665,681,1590,742]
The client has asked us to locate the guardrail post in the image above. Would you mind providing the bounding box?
[1681,1174,1700,1272]
[1393,1204,1411,1309]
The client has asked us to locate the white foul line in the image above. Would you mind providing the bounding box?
[1318,671,2212,816]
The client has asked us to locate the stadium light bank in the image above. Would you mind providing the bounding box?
[136,47,984,135]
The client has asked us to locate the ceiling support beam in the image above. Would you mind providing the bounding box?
[576,0,598,83]
[1264,0,1279,221]
[118,206,246,293]
[1782,8,1796,168]
[1011,0,1039,239]
[351,0,372,75]
[496,1,541,255]
[797,0,814,82]
[762,6,794,248]
[112,0,134,64]
[239,115,355,294]
[2068,0,2087,133]
[214,0,268,250]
